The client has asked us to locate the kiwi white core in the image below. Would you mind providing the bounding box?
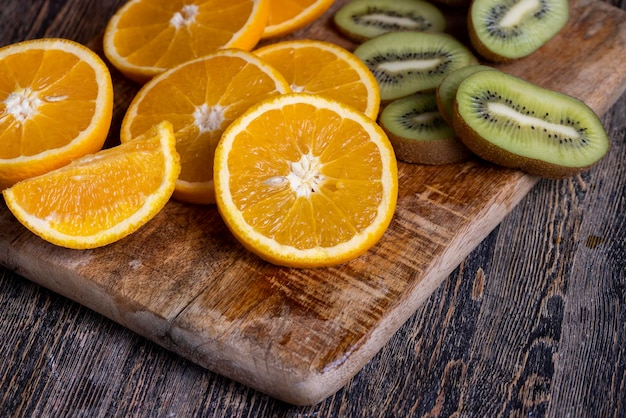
[499,0,542,28]
[413,111,440,124]
[487,102,579,139]
[378,58,443,73]
[361,14,424,30]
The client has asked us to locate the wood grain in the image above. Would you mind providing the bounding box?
[1,0,625,409]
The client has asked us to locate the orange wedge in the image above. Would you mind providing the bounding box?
[0,38,113,190]
[254,39,381,119]
[262,0,334,39]
[3,121,180,250]
[121,49,291,205]
[103,0,271,83]
[214,93,398,268]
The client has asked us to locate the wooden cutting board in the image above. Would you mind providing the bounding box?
[2,0,626,406]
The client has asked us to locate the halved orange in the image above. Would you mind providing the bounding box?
[0,38,113,190]
[254,39,381,119]
[262,0,334,39]
[3,121,180,250]
[121,49,291,204]
[214,93,398,268]
[103,0,271,83]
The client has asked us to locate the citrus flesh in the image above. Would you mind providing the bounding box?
[262,0,334,39]
[0,38,113,190]
[214,93,398,268]
[3,121,180,249]
[254,39,381,119]
[103,0,270,82]
[121,49,291,204]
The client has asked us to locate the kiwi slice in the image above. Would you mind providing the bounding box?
[380,93,472,164]
[453,70,610,178]
[468,0,570,62]
[333,0,446,44]
[436,65,495,124]
[354,31,476,101]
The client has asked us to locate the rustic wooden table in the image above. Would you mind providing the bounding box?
[1,0,625,416]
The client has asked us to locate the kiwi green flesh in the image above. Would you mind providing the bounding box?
[469,0,569,61]
[453,70,609,178]
[354,31,476,101]
[333,0,446,44]
[436,64,496,124]
[380,93,472,164]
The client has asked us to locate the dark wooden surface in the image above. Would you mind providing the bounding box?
[1,0,625,416]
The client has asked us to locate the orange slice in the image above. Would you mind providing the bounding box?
[3,121,180,250]
[214,93,398,268]
[103,0,271,83]
[0,38,113,190]
[121,49,291,205]
[262,0,334,39]
[254,39,381,119]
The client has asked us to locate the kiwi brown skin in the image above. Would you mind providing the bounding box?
[451,97,607,179]
[385,128,473,165]
[335,26,370,45]
[380,93,472,165]
[467,9,511,62]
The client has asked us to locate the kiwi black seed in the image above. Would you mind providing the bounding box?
[436,64,496,125]
[354,31,476,101]
[468,0,569,62]
[452,70,610,178]
[333,0,446,44]
[380,92,472,165]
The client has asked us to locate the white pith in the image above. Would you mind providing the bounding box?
[285,152,325,198]
[170,4,199,29]
[193,103,225,134]
[487,102,579,138]
[4,88,43,123]
[378,58,442,73]
[500,0,541,28]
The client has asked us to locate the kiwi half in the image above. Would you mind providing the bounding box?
[453,70,610,178]
[436,64,495,124]
[380,93,472,165]
[354,31,476,101]
[333,0,446,44]
[468,0,569,62]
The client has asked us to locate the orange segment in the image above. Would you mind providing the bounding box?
[121,49,291,205]
[3,121,180,250]
[103,0,270,83]
[214,93,398,268]
[262,0,334,39]
[0,38,113,190]
[254,39,381,119]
